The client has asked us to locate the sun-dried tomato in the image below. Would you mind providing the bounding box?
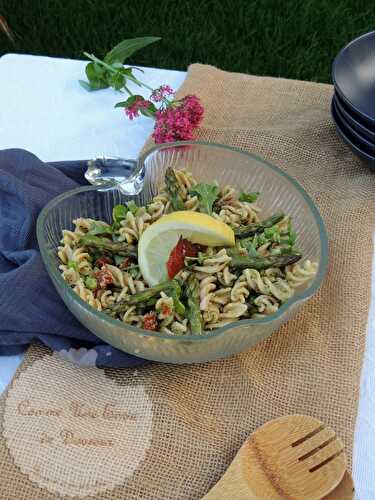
[95,266,113,288]
[95,255,112,267]
[143,312,158,331]
[166,237,198,278]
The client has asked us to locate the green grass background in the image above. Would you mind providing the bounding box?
[1,0,374,83]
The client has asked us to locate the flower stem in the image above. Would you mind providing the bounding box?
[123,84,133,96]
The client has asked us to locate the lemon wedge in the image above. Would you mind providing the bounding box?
[138,211,235,285]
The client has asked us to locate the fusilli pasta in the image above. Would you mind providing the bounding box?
[57,167,318,335]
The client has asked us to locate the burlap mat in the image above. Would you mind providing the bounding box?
[1,64,374,499]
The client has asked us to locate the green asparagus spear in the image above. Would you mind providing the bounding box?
[233,212,285,239]
[79,234,137,258]
[165,167,185,211]
[185,274,203,335]
[107,279,181,314]
[227,249,301,270]
[138,297,158,310]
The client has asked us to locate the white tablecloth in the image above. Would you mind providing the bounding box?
[0,53,373,499]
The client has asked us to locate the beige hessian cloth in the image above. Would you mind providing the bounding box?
[1,64,374,499]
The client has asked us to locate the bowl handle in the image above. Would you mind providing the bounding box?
[85,156,145,195]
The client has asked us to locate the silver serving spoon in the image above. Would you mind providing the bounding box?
[85,155,145,195]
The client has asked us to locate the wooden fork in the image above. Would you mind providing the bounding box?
[203,415,347,500]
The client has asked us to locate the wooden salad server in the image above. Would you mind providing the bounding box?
[202,415,350,500]
[324,470,354,499]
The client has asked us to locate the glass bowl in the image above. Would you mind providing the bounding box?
[37,141,328,364]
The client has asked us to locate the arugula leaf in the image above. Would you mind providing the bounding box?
[264,225,281,243]
[188,183,220,215]
[167,288,185,316]
[85,276,98,290]
[166,281,186,316]
[67,260,78,271]
[112,202,139,229]
[104,37,161,64]
[241,241,259,257]
[126,201,138,215]
[239,191,259,203]
[126,265,141,279]
[112,204,128,225]
[88,222,113,236]
[253,232,268,247]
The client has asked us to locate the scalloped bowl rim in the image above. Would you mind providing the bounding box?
[37,141,328,343]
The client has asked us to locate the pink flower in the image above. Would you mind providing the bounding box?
[152,95,204,144]
[181,95,204,127]
[124,96,153,120]
[150,85,175,102]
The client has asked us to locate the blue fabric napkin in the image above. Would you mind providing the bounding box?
[0,148,147,368]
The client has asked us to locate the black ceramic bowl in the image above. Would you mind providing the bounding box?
[332,31,375,127]
[334,91,375,143]
[331,97,375,171]
[333,96,375,153]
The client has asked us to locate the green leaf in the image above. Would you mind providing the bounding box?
[79,80,94,91]
[188,183,220,215]
[84,62,109,90]
[139,106,156,118]
[114,94,141,108]
[128,265,141,279]
[254,233,268,247]
[126,200,138,215]
[85,62,97,81]
[112,62,124,69]
[288,229,297,246]
[108,72,125,90]
[264,225,280,243]
[112,204,128,224]
[169,289,186,316]
[239,191,259,203]
[114,100,129,108]
[112,202,139,228]
[104,36,161,64]
[85,276,98,290]
[85,62,106,82]
[166,282,185,316]
[88,222,113,236]
[90,79,110,90]
[68,260,78,271]
[242,241,259,257]
[93,62,106,77]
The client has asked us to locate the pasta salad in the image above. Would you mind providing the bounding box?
[57,167,317,335]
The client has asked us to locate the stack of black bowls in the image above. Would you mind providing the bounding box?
[332,31,375,171]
